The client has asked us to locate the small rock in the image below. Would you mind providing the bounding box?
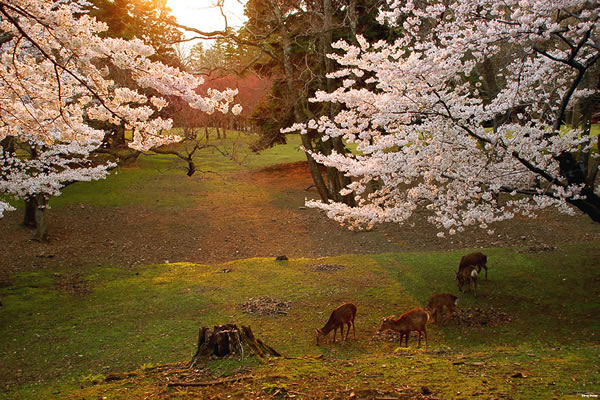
[275,255,288,261]
[421,386,433,395]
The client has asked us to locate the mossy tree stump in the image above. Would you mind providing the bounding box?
[188,324,281,368]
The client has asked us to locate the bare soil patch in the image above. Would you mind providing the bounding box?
[1,161,599,278]
[53,272,91,295]
[449,307,512,327]
[239,296,292,316]
[309,263,346,272]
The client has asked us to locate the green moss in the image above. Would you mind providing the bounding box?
[1,245,599,399]
[2,131,599,398]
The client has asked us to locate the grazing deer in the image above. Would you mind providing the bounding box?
[459,252,488,279]
[315,302,357,345]
[456,265,478,297]
[378,307,430,348]
[427,293,458,324]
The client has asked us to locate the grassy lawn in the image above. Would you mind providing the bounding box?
[1,248,599,399]
[1,132,307,210]
[1,130,599,399]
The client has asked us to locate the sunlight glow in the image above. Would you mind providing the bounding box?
[167,0,247,33]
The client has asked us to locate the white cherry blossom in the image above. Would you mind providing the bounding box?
[0,0,240,217]
[287,0,600,234]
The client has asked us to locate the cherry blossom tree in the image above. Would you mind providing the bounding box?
[285,0,600,235]
[0,0,240,240]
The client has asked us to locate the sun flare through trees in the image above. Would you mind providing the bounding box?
[0,0,241,238]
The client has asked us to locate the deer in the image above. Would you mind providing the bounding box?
[456,265,478,297]
[315,302,357,345]
[459,252,488,279]
[426,293,458,324]
[377,307,430,348]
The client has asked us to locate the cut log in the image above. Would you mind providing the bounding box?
[188,324,281,368]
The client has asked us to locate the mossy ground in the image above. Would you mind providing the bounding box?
[1,248,599,399]
[1,132,599,399]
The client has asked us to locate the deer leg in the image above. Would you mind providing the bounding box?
[417,331,422,347]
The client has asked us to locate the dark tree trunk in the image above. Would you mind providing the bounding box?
[33,195,49,242]
[24,194,49,242]
[300,134,330,202]
[558,151,600,223]
[275,10,330,203]
[23,197,36,228]
[188,324,280,368]
[479,58,502,131]
[112,123,127,148]
[580,95,599,187]
[567,189,600,223]
[315,0,355,206]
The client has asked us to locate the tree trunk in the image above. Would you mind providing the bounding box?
[558,151,600,223]
[348,0,358,45]
[317,0,355,206]
[23,197,36,228]
[300,135,330,202]
[32,194,49,242]
[567,189,600,223]
[188,324,280,368]
[112,123,127,148]
[579,94,599,187]
[275,7,330,203]
[479,58,502,131]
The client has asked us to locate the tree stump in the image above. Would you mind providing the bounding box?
[188,324,281,368]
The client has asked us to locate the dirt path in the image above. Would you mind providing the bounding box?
[1,161,599,278]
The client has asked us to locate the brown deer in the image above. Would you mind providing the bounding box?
[456,265,478,297]
[426,293,458,324]
[459,252,488,279]
[378,307,430,348]
[315,302,357,345]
